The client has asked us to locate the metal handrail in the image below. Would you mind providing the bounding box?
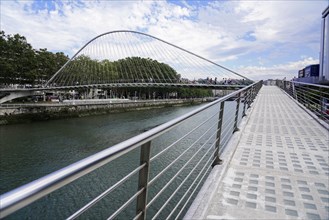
[147,122,218,209]
[276,80,329,125]
[67,164,146,219]
[148,116,219,187]
[0,81,263,219]
[107,188,145,220]
[285,80,329,89]
[149,109,220,162]
[152,131,218,219]
[170,155,215,220]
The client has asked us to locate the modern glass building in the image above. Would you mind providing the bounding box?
[320,5,329,82]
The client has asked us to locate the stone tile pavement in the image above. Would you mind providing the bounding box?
[186,86,329,220]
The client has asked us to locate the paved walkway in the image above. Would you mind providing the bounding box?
[186,86,329,220]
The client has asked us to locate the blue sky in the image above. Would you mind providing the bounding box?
[1,0,328,80]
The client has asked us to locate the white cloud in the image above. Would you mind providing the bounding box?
[0,0,327,80]
[237,1,324,44]
[237,57,319,81]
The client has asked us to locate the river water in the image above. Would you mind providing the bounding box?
[0,101,241,219]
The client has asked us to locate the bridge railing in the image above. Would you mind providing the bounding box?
[0,81,262,220]
[276,80,329,124]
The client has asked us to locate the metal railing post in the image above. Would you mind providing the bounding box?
[136,141,151,220]
[242,90,247,117]
[233,92,241,132]
[288,81,293,97]
[212,101,225,167]
[292,82,298,101]
[249,86,255,106]
[253,85,257,100]
[277,80,329,123]
[257,81,262,94]
[246,88,251,109]
[253,85,256,101]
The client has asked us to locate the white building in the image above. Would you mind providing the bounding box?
[320,5,329,82]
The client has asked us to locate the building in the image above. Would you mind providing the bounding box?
[320,5,329,82]
[304,64,320,77]
[296,5,329,84]
[296,64,320,84]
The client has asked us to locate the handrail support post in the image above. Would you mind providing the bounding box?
[247,87,252,109]
[242,90,247,117]
[212,101,225,167]
[233,92,241,132]
[136,141,151,220]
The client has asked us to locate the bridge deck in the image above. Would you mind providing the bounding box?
[186,86,329,219]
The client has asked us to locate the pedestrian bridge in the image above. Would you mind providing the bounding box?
[1,30,251,104]
[1,81,328,219]
[186,85,329,220]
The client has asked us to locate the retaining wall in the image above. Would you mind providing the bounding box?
[0,98,212,125]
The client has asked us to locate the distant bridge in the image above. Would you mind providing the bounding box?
[0,30,252,103]
[1,83,246,92]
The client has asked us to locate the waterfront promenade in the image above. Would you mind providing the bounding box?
[186,86,329,219]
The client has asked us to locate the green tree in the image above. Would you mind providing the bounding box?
[50,55,180,86]
[0,31,36,84]
[0,31,69,86]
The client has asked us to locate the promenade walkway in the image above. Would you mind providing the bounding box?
[186,86,329,219]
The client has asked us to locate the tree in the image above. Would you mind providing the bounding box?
[0,31,69,86]
[35,49,69,83]
[0,31,35,84]
[49,55,180,86]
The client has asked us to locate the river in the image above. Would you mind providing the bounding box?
[0,101,240,219]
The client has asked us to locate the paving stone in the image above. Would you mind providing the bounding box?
[187,86,329,220]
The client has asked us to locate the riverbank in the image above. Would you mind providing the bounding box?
[0,98,214,125]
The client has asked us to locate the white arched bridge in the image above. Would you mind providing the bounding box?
[0,30,252,103]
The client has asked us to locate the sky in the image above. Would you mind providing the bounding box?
[1,0,328,81]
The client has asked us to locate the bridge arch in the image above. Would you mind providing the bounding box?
[46,30,251,87]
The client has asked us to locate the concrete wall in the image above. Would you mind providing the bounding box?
[0,90,39,104]
[0,98,210,125]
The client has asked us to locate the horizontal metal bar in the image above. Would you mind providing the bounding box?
[231,96,240,102]
[133,211,143,220]
[219,134,234,155]
[289,80,329,89]
[301,97,321,107]
[67,164,146,220]
[174,157,215,220]
[107,188,144,220]
[220,130,234,150]
[0,83,247,92]
[153,139,217,220]
[296,86,329,96]
[296,92,322,106]
[299,96,325,106]
[295,87,325,98]
[150,108,220,162]
[220,119,237,144]
[220,112,237,132]
[147,126,218,210]
[220,120,236,140]
[220,126,234,143]
[148,118,218,187]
